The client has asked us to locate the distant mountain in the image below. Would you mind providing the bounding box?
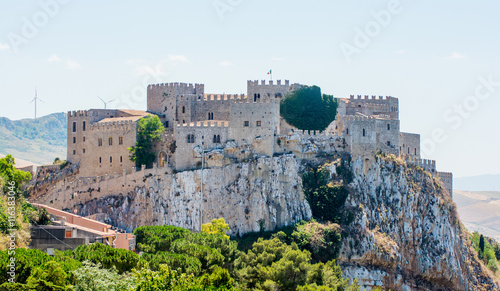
[0,113,67,165]
[454,190,500,241]
[454,174,500,191]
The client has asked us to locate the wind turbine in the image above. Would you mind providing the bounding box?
[97,96,115,109]
[30,87,44,119]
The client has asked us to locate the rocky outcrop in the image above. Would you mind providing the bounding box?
[338,156,498,291]
[34,155,311,235]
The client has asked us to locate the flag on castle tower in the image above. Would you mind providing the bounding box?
[267,69,272,75]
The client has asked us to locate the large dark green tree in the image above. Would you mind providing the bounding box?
[280,86,338,131]
[128,115,164,168]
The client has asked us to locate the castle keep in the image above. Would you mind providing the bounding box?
[67,79,453,195]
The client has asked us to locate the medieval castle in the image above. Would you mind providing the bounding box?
[66,79,453,195]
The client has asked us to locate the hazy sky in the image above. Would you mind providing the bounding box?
[1,0,499,178]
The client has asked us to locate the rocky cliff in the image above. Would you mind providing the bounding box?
[31,153,499,290]
[338,155,498,290]
[33,155,311,235]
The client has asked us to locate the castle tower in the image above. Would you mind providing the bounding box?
[147,82,205,130]
[247,80,291,102]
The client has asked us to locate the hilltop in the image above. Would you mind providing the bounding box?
[0,113,67,165]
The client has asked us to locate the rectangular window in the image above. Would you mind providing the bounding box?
[83,148,85,154]
[72,122,76,132]
[244,121,249,127]
[72,150,75,155]
[98,138,102,146]
[119,136,123,145]
[82,121,86,131]
[110,156,112,163]
[73,137,76,143]
[83,137,86,142]
[109,137,113,146]
[256,121,262,127]
[120,156,123,163]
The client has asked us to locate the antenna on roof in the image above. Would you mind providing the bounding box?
[30,87,45,119]
[97,96,115,109]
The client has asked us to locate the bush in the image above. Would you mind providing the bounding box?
[63,243,139,274]
[141,251,202,274]
[133,225,191,253]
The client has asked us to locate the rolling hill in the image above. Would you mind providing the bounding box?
[0,112,67,165]
[454,190,500,241]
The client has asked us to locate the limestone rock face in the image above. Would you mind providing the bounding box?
[338,157,498,291]
[39,155,311,236]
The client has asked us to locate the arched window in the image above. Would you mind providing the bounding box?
[120,156,123,163]
[98,138,103,146]
[109,137,113,145]
[408,147,410,154]
[182,106,185,113]
[213,135,217,143]
[99,157,102,163]
[362,129,365,137]
[217,135,220,143]
[415,148,417,155]
[110,156,112,163]
[187,134,195,143]
[387,124,390,130]
[346,128,349,135]
[254,94,257,102]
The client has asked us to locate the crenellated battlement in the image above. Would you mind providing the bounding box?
[409,158,436,172]
[89,120,136,131]
[232,98,276,104]
[176,121,229,128]
[148,82,202,90]
[344,115,376,122]
[349,94,397,101]
[247,79,290,87]
[68,110,90,118]
[202,94,247,101]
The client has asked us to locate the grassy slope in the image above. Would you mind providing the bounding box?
[0,113,67,165]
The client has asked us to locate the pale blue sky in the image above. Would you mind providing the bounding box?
[1,0,499,178]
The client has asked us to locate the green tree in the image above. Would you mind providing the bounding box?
[479,234,485,254]
[133,225,191,253]
[72,261,135,291]
[0,155,31,196]
[280,86,338,131]
[26,261,73,290]
[128,115,164,168]
[201,218,230,239]
[63,243,140,274]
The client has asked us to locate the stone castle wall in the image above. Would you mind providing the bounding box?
[399,132,420,158]
[345,95,399,120]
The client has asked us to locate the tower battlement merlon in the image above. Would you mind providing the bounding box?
[89,120,136,131]
[247,79,290,86]
[202,94,247,101]
[147,82,205,95]
[68,110,90,118]
[175,121,229,128]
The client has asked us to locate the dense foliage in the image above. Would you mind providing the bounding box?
[302,162,350,223]
[471,232,500,273]
[280,86,338,131]
[0,219,359,290]
[128,115,164,168]
[0,155,48,248]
